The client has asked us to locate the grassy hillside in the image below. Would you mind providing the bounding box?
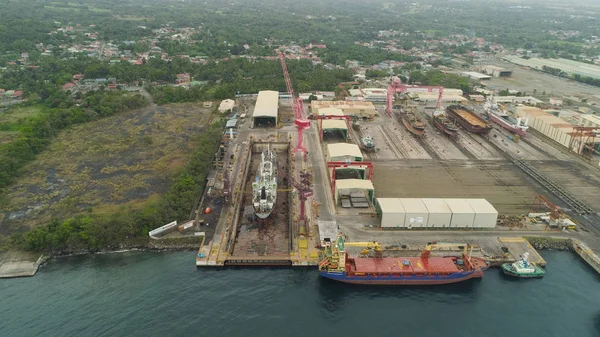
[1,102,215,238]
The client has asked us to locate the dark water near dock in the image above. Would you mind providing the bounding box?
[2,251,600,337]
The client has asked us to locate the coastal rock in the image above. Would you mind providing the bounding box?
[525,237,572,251]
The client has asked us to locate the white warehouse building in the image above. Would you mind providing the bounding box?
[376,198,498,228]
[253,90,279,127]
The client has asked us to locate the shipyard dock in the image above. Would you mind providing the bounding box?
[183,82,600,276]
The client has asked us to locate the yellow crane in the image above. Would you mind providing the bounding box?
[421,242,473,260]
[343,240,383,257]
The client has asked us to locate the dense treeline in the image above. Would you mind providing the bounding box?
[320,44,416,66]
[407,70,473,94]
[11,121,224,253]
[148,59,354,104]
[0,92,148,189]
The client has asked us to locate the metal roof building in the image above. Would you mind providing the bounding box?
[316,107,345,117]
[465,199,498,228]
[335,179,374,204]
[376,198,406,228]
[327,143,363,162]
[218,99,235,113]
[253,90,279,126]
[321,119,348,141]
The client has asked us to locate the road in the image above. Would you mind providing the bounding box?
[306,125,335,221]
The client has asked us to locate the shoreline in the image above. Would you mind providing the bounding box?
[3,236,600,279]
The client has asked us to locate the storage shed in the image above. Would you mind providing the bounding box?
[253,90,279,127]
[398,198,429,228]
[335,179,374,205]
[465,199,498,228]
[376,198,406,228]
[444,199,475,228]
[327,143,363,162]
[321,119,348,141]
[421,198,452,228]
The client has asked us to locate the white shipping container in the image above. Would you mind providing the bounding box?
[376,198,406,228]
[444,199,475,228]
[421,198,452,228]
[465,199,498,228]
[398,198,429,228]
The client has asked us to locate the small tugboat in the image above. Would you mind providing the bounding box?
[501,252,545,278]
[360,136,375,152]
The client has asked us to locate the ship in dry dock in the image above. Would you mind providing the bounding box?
[445,105,492,135]
[484,95,529,136]
[432,110,459,138]
[399,106,426,137]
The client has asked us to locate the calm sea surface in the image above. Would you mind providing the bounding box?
[2,251,600,337]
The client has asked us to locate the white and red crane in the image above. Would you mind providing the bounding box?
[278,52,311,155]
[386,76,444,117]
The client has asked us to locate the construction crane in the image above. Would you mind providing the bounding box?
[568,126,599,160]
[386,76,444,117]
[291,170,313,234]
[420,242,473,260]
[342,240,383,257]
[277,51,311,156]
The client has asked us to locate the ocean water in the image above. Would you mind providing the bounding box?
[1,251,599,337]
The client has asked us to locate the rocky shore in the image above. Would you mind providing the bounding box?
[525,237,573,251]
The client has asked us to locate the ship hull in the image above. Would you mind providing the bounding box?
[320,270,484,285]
[400,114,426,137]
[433,118,458,138]
[487,113,527,136]
[252,148,277,219]
[446,105,492,135]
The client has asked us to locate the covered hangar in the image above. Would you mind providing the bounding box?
[253,90,279,127]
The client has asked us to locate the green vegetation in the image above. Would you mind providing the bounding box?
[11,120,223,253]
[366,70,389,78]
[407,70,473,94]
[148,59,354,103]
[0,92,148,189]
[3,102,212,230]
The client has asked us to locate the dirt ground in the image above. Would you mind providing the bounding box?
[372,159,540,215]
[475,57,600,98]
[1,102,214,234]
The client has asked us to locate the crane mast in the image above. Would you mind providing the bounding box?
[278,52,311,155]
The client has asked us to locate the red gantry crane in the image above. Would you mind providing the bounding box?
[278,52,311,155]
[386,76,444,117]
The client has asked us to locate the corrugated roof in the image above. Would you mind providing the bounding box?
[335,179,374,191]
[327,143,362,159]
[398,198,428,213]
[253,90,278,118]
[421,198,452,213]
[444,199,475,214]
[465,199,498,214]
[316,107,345,117]
[322,119,348,130]
[376,198,405,213]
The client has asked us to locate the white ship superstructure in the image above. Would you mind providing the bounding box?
[252,147,277,218]
[484,94,529,136]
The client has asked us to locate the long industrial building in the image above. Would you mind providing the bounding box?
[376,198,498,228]
[253,90,279,126]
[311,100,377,119]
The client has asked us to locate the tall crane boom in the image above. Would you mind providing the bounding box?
[278,52,311,155]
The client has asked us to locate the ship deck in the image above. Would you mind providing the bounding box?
[350,257,460,274]
[454,108,487,128]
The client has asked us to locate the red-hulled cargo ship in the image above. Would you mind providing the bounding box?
[318,236,489,285]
